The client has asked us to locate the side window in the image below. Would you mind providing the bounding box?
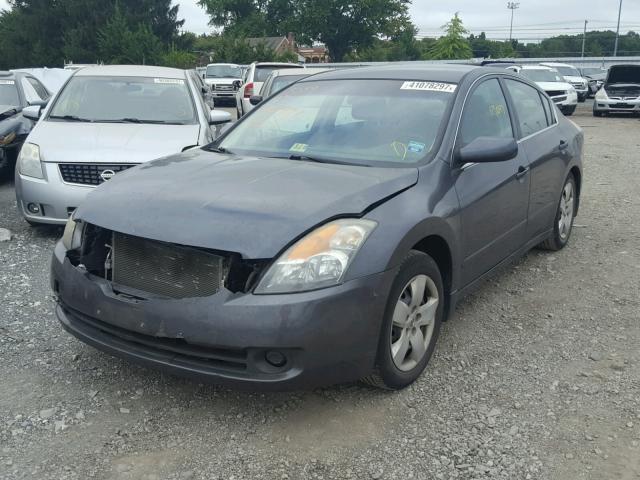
[539,92,556,125]
[21,78,41,103]
[27,77,49,100]
[460,78,513,147]
[504,79,549,137]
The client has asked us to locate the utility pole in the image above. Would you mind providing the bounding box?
[614,0,623,56]
[581,20,588,58]
[507,2,520,43]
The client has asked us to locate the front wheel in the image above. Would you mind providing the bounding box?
[540,174,577,251]
[593,110,603,117]
[361,251,443,390]
[563,105,576,116]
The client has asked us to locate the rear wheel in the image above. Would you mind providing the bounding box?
[540,174,577,251]
[361,250,443,390]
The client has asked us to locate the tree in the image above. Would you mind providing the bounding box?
[298,0,412,62]
[429,13,472,60]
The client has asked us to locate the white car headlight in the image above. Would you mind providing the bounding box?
[595,88,608,100]
[17,142,44,179]
[256,219,377,294]
[61,216,84,250]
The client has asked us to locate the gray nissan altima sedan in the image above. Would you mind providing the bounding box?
[51,65,583,390]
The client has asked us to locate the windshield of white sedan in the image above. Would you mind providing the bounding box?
[219,79,455,166]
[521,70,564,83]
[206,65,242,78]
[0,83,19,106]
[555,66,580,77]
[49,76,196,124]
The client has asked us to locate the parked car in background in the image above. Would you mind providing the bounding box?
[15,65,231,225]
[203,63,243,106]
[249,68,334,106]
[579,67,608,97]
[540,62,589,102]
[508,65,578,116]
[593,64,640,117]
[235,62,304,117]
[52,65,583,390]
[0,70,51,179]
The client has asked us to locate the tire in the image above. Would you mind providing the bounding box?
[361,250,444,390]
[564,105,576,116]
[539,174,577,251]
[578,95,586,103]
[593,110,603,117]
[0,148,14,182]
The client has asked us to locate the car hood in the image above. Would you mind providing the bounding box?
[76,150,419,259]
[29,122,201,164]
[536,81,572,92]
[562,75,586,84]
[606,65,640,85]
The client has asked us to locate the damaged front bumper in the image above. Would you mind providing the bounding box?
[51,241,395,390]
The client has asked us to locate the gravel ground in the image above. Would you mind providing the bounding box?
[1,100,639,480]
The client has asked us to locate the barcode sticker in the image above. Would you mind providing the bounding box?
[401,81,457,93]
[154,78,184,85]
[0,80,15,85]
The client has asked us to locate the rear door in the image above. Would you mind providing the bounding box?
[454,77,531,286]
[503,79,568,238]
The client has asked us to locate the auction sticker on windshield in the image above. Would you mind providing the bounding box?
[401,81,457,93]
[154,78,185,85]
[0,80,15,85]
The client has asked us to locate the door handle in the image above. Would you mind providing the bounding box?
[559,140,569,151]
[516,166,530,179]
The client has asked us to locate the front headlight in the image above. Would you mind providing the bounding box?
[255,219,377,294]
[566,86,576,94]
[17,142,44,179]
[595,88,608,100]
[61,216,84,250]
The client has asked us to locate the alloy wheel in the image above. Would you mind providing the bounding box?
[558,181,575,240]
[390,274,439,372]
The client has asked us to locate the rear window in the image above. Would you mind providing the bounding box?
[270,75,309,94]
[256,66,302,82]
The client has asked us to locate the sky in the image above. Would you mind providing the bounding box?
[1,0,639,42]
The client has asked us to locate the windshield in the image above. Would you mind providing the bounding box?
[269,74,310,95]
[219,79,455,166]
[49,76,196,124]
[256,66,302,82]
[0,81,20,106]
[554,66,581,77]
[581,68,605,76]
[206,65,242,78]
[520,69,564,83]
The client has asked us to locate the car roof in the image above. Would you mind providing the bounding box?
[272,68,330,77]
[206,63,240,67]
[254,62,304,67]
[301,64,489,83]
[521,65,556,71]
[74,65,186,79]
[541,62,576,68]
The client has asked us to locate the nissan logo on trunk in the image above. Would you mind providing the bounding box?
[100,169,116,182]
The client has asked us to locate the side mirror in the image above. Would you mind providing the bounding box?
[29,99,48,107]
[249,95,263,106]
[457,137,518,164]
[209,110,232,125]
[233,80,242,90]
[22,105,42,121]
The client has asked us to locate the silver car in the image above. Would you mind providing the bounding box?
[15,65,231,225]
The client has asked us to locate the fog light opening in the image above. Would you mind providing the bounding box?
[265,350,287,368]
[27,203,40,214]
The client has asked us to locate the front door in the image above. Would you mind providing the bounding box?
[454,77,531,286]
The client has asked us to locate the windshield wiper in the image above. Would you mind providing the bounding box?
[287,154,366,166]
[49,115,92,122]
[97,118,186,125]
[205,146,233,154]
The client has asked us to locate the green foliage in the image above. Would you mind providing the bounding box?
[428,13,473,60]
[193,34,298,64]
[162,48,198,69]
